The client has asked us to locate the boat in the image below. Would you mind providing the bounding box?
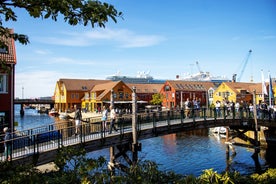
[176,61,230,86]
[211,127,227,134]
[59,112,70,119]
[49,108,59,116]
[106,71,166,84]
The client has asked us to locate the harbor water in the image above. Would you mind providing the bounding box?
[14,105,275,176]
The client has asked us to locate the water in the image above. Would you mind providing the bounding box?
[14,105,55,131]
[15,105,274,176]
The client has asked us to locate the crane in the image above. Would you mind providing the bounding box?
[233,49,252,82]
[196,61,203,74]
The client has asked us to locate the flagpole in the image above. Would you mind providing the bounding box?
[269,71,271,107]
[261,69,268,102]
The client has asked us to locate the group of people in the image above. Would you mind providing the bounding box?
[73,105,118,136]
[101,105,118,134]
[184,97,201,118]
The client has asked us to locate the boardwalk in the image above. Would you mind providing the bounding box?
[1,108,276,166]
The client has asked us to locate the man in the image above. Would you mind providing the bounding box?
[109,105,118,134]
[74,107,82,135]
[3,127,12,161]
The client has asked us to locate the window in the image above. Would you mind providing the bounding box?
[0,45,8,54]
[0,74,8,93]
[119,92,124,99]
[164,85,171,91]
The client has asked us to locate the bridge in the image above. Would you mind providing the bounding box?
[14,98,55,116]
[1,108,276,171]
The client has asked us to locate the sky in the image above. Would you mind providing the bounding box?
[4,0,276,99]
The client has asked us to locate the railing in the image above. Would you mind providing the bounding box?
[1,107,275,162]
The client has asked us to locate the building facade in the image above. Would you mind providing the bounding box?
[0,29,16,132]
[160,80,215,109]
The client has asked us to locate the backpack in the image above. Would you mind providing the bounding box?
[187,101,191,108]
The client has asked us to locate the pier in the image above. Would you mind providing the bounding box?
[14,98,55,116]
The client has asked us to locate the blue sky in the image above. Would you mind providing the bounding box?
[5,0,276,98]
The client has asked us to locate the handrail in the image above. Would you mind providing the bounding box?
[0,107,275,162]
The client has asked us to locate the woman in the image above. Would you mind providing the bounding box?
[101,106,108,132]
[3,127,12,161]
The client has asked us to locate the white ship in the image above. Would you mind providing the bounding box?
[176,62,230,85]
[106,71,166,84]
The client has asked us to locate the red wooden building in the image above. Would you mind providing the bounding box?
[160,80,215,109]
[0,29,17,132]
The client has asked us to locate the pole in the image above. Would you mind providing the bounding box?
[180,91,183,109]
[253,90,259,150]
[110,89,114,107]
[132,86,138,164]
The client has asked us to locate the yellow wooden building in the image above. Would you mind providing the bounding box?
[213,81,272,106]
[54,79,110,112]
[82,81,133,112]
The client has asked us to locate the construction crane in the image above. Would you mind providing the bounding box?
[196,61,203,74]
[233,49,252,82]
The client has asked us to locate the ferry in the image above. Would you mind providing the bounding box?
[106,71,166,84]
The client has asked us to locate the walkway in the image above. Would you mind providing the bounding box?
[1,108,275,165]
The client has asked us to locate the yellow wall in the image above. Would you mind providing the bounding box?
[213,83,236,104]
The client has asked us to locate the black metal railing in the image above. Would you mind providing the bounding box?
[0,107,275,162]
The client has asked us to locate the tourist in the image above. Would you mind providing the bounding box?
[3,127,12,161]
[184,98,191,118]
[101,106,108,132]
[215,100,221,117]
[109,105,118,134]
[74,107,82,135]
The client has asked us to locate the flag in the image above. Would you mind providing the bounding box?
[269,72,274,106]
[261,70,268,96]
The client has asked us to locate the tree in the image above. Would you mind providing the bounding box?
[150,93,164,105]
[0,0,122,50]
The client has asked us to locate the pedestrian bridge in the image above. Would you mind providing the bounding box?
[1,108,276,166]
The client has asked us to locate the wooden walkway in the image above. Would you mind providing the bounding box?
[1,109,276,166]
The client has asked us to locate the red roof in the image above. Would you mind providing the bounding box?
[0,29,17,64]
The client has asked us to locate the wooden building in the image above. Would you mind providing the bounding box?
[126,83,163,103]
[54,78,110,112]
[213,81,275,106]
[87,81,133,112]
[160,80,215,109]
[0,29,17,131]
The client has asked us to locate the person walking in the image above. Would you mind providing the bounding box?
[3,127,12,161]
[74,107,82,135]
[109,105,118,134]
[101,106,108,132]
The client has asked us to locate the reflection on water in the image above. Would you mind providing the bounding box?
[15,105,275,176]
[14,105,55,131]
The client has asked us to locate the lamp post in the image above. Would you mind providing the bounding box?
[180,91,183,109]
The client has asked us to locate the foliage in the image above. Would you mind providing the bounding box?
[1,146,276,183]
[150,93,164,105]
[0,0,122,66]
[0,161,45,183]
[52,145,109,183]
[199,169,234,184]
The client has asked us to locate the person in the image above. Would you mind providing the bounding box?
[109,105,118,134]
[74,107,82,135]
[215,100,221,117]
[3,127,12,161]
[184,98,191,118]
[101,106,108,132]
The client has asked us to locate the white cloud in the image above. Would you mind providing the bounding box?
[35,29,166,48]
[15,71,60,98]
